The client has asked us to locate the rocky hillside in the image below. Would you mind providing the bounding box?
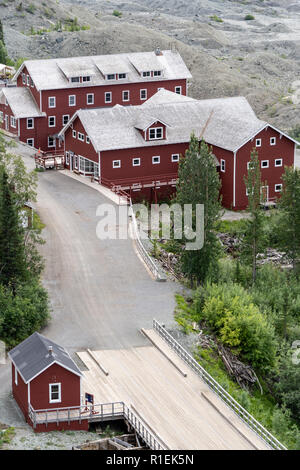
[1,0,300,130]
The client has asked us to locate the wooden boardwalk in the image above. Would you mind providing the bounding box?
[77,330,269,450]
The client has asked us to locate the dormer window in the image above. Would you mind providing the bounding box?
[107,74,116,80]
[118,73,127,80]
[82,76,91,82]
[71,77,80,83]
[149,127,163,140]
[153,70,162,77]
[142,71,151,78]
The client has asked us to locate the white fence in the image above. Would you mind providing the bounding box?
[153,319,287,450]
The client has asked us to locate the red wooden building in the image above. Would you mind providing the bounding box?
[59,89,298,210]
[8,332,88,432]
[0,49,191,151]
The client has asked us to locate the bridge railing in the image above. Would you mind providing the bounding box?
[153,319,287,450]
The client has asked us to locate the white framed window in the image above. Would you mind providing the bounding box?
[74,155,78,170]
[86,136,90,144]
[48,116,56,127]
[275,184,282,192]
[140,89,147,101]
[122,90,130,102]
[275,158,283,167]
[142,71,151,77]
[261,160,269,168]
[221,159,226,172]
[255,138,262,147]
[153,70,162,77]
[48,97,56,108]
[107,74,116,80]
[15,367,18,386]
[48,136,55,148]
[72,130,77,139]
[118,73,126,80]
[247,161,254,170]
[27,118,34,129]
[175,86,182,95]
[27,138,34,147]
[152,156,160,165]
[171,154,179,162]
[78,132,84,142]
[30,78,34,88]
[132,158,140,167]
[270,137,276,146]
[69,95,76,107]
[105,92,112,103]
[149,127,163,140]
[71,76,80,83]
[113,160,121,168]
[26,75,30,86]
[63,115,70,126]
[87,93,94,105]
[82,76,91,82]
[0,111,3,122]
[10,116,16,128]
[65,152,69,165]
[22,73,26,85]
[49,383,61,404]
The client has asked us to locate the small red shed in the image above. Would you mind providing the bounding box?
[8,332,88,432]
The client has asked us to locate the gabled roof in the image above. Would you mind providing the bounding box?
[61,90,275,153]
[0,87,44,119]
[13,50,192,91]
[8,332,82,384]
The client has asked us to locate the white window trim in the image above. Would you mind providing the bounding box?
[48,136,56,148]
[171,154,179,162]
[10,116,16,128]
[140,89,147,101]
[49,383,61,404]
[270,137,276,146]
[275,158,283,167]
[48,116,56,128]
[69,95,76,107]
[152,156,160,165]
[255,138,262,147]
[72,130,77,139]
[220,159,226,173]
[113,160,121,168]
[15,367,18,386]
[149,127,163,140]
[275,184,282,192]
[27,138,34,147]
[87,93,94,105]
[122,90,130,102]
[78,132,84,142]
[48,97,56,108]
[175,86,182,95]
[63,115,70,126]
[132,158,141,167]
[261,160,269,169]
[105,92,112,104]
[27,118,34,129]
[86,136,90,144]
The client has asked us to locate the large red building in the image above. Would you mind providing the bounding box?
[8,332,88,432]
[59,89,298,210]
[0,49,191,151]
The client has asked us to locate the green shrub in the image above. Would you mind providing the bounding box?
[210,15,223,23]
[113,10,122,17]
[244,14,255,20]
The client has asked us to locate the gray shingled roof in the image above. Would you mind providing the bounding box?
[8,332,82,383]
[0,87,44,118]
[64,90,267,153]
[14,50,192,91]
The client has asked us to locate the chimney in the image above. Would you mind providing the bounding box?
[155,47,162,56]
[48,346,53,356]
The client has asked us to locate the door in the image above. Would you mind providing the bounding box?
[261,185,269,203]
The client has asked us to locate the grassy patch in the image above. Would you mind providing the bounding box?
[0,427,15,448]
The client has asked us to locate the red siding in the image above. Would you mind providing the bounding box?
[17,65,41,107]
[11,363,28,420]
[30,363,81,411]
[0,101,18,135]
[235,127,295,210]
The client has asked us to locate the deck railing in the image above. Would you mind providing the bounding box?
[28,401,165,450]
[153,319,287,450]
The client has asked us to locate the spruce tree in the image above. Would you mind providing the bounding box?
[0,167,27,288]
[241,148,266,284]
[278,167,300,275]
[175,133,222,284]
[0,20,4,45]
[0,41,8,65]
